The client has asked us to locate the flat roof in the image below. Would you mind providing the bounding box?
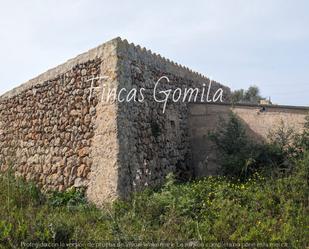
[189,101,309,111]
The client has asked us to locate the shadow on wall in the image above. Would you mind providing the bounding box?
[188,103,308,178]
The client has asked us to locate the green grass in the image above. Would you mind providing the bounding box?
[0,154,308,248]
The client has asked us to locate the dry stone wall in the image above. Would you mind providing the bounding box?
[0,37,231,204]
[0,38,120,201]
[115,40,230,198]
[5,37,306,204]
[0,59,102,191]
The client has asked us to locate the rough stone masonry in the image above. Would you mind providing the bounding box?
[0,37,229,205]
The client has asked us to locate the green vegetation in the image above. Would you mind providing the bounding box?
[231,86,266,104]
[208,113,296,180]
[0,157,308,248]
[0,115,308,248]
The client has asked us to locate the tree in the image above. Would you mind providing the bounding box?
[244,86,261,103]
[208,113,255,179]
[231,89,245,104]
[209,113,287,180]
[231,85,265,104]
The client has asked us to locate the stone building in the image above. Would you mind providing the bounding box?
[0,37,307,205]
[189,102,309,176]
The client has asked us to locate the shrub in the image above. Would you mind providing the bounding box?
[0,171,44,208]
[49,220,74,244]
[208,113,248,156]
[0,114,308,247]
[294,114,309,156]
[209,113,289,180]
[0,159,308,248]
[47,187,87,208]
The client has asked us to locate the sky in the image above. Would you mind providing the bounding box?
[0,0,308,106]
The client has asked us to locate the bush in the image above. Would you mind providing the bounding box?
[209,113,287,180]
[0,170,44,208]
[0,114,308,248]
[0,158,308,248]
[47,187,87,208]
[294,114,309,156]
